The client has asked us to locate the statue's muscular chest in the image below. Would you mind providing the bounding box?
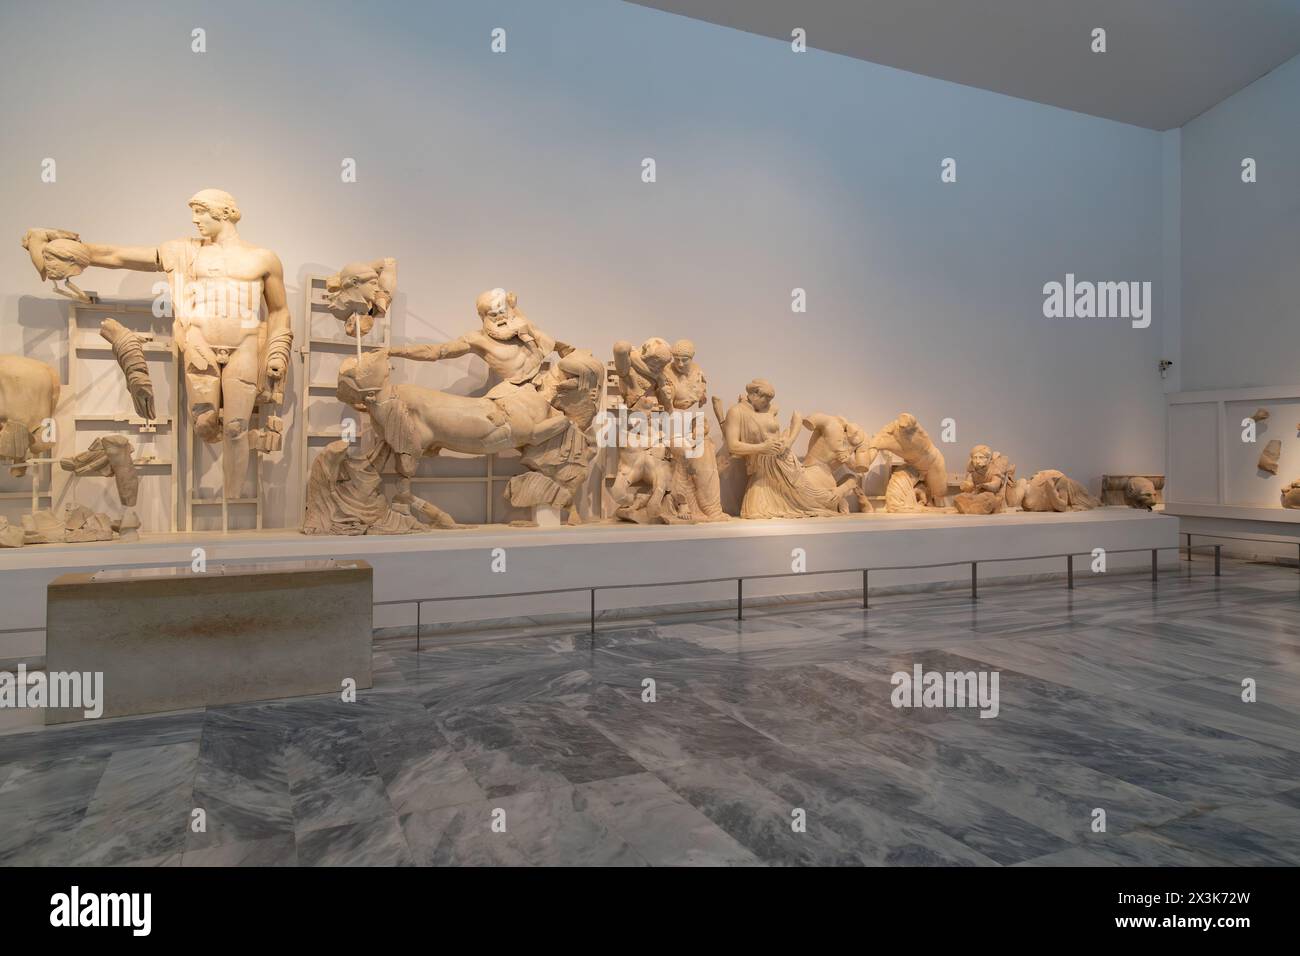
[189,245,266,282]
[174,243,268,337]
[668,369,706,404]
[476,335,535,370]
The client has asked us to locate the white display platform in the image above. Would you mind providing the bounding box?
[0,509,1180,660]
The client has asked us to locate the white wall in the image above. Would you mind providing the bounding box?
[0,0,1170,530]
[1173,51,1300,560]
[1181,52,1300,390]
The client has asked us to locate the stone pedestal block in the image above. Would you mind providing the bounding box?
[45,559,372,723]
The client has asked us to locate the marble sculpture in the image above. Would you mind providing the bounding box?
[339,347,594,525]
[325,258,397,338]
[954,445,1025,515]
[21,227,92,302]
[1020,470,1100,512]
[610,338,727,523]
[1101,474,1163,510]
[714,379,842,519]
[302,438,446,535]
[60,435,141,538]
[0,354,60,476]
[2,436,142,547]
[17,213,1166,536]
[24,189,292,500]
[800,414,873,513]
[610,444,688,524]
[868,413,949,512]
[1258,439,1282,475]
[386,289,606,523]
[99,319,156,420]
[1281,479,1300,510]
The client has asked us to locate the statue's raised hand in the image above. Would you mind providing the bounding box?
[21,228,85,280]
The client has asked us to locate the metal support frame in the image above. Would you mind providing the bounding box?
[66,300,180,532]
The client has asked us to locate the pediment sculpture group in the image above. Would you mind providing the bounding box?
[3,189,1189,545]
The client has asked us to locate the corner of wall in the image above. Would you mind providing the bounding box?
[1161,127,1182,396]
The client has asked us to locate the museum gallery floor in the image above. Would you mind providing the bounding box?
[1,557,1296,867]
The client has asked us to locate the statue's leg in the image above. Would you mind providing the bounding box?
[923,461,949,508]
[646,463,667,521]
[556,351,600,391]
[185,351,223,444]
[218,339,260,500]
[683,438,726,520]
[530,412,572,446]
[834,476,858,512]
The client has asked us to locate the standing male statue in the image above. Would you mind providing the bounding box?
[23,189,292,499]
[652,339,726,521]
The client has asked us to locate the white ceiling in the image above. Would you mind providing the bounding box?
[627,0,1300,129]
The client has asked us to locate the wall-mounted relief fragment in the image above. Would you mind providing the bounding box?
[1258,439,1282,475]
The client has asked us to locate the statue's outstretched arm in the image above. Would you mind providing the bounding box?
[390,335,473,362]
[84,242,163,271]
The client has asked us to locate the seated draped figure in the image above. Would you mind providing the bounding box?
[713,379,843,519]
[953,444,1026,514]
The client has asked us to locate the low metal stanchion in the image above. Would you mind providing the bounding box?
[1067,554,1074,589]
[737,579,743,621]
[971,562,978,601]
[1151,549,1158,582]
[1215,545,1221,576]
[416,601,421,651]
[1185,532,1192,563]
[862,569,869,609]
[590,588,596,634]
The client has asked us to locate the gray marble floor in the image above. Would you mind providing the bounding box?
[2,558,1297,866]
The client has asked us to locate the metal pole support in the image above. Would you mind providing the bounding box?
[970,562,978,601]
[737,579,743,621]
[1151,549,1158,582]
[862,569,869,609]
[1067,554,1074,589]
[416,600,421,651]
[1215,545,1221,576]
[1185,532,1192,563]
[590,588,596,634]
